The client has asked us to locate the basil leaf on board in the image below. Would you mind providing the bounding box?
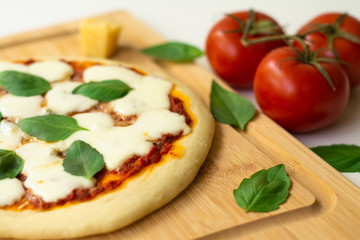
[72,79,132,102]
[311,144,360,172]
[210,80,255,130]
[233,164,291,212]
[18,114,88,142]
[0,70,51,96]
[0,149,24,180]
[141,42,203,62]
[63,140,105,179]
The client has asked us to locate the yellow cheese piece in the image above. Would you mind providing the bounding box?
[80,18,120,58]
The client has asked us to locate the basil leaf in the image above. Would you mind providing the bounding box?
[72,79,132,102]
[141,42,203,62]
[18,114,87,142]
[233,164,291,212]
[311,144,360,172]
[0,70,51,96]
[0,112,2,122]
[0,149,24,180]
[210,80,255,130]
[63,140,105,179]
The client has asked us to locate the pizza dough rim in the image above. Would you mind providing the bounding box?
[0,57,215,239]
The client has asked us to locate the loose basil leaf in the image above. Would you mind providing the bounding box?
[18,114,87,142]
[141,41,203,62]
[0,149,24,180]
[63,140,105,179]
[233,164,291,212]
[311,144,360,172]
[0,112,2,122]
[0,70,51,96]
[210,80,255,130]
[72,79,132,102]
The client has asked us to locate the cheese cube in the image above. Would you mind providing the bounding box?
[80,18,121,58]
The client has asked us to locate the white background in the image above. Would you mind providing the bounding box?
[0,0,360,186]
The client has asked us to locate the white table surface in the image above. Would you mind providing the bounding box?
[0,0,359,186]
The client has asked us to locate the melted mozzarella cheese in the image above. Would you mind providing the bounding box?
[0,62,27,73]
[0,95,43,119]
[16,142,63,176]
[63,112,153,170]
[62,112,114,148]
[136,109,191,140]
[0,120,25,150]
[24,162,94,203]
[83,65,141,87]
[110,88,170,115]
[45,82,98,115]
[93,126,153,170]
[28,60,73,82]
[0,178,25,206]
[84,65,173,115]
[111,76,172,115]
[0,60,73,83]
[62,110,189,170]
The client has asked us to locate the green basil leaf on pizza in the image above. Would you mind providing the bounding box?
[63,140,105,179]
[0,149,24,180]
[72,79,132,102]
[0,71,51,96]
[18,114,88,142]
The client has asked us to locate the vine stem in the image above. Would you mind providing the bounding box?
[241,9,255,44]
[244,35,311,62]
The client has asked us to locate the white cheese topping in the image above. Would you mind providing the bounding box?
[0,120,25,151]
[83,65,141,88]
[63,112,153,170]
[136,109,191,140]
[0,95,43,119]
[16,142,63,176]
[62,110,189,170]
[0,62,27,73]
[0,178,25,207]
[24,161,95,203]
[84,66,173,115]
[45,82,98,115]
[111,76,172,115]
[28,60,73,82]
[0,60,73,83]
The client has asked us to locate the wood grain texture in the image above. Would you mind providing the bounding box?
[0,10,359,240]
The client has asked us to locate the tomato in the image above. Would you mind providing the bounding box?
[297,13,360,89]
[254,46,350,133]
[205,10,286,89]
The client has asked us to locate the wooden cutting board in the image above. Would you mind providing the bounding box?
[1,11,360,240]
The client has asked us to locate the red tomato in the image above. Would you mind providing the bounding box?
[254,47,350,133]
[297,13,360,89]
[206,10,286,89]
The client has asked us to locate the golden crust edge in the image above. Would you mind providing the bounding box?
[0,57,215,239]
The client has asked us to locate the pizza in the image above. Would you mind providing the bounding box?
[0,58,215,239]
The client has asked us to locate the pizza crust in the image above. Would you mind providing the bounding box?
[0,58,215,239]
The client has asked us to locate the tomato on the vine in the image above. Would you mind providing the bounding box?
[205,10,286,89]
[254,46,350,133]
[297,13,360,89]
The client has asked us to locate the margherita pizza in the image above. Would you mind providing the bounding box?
[0,58,215,239]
